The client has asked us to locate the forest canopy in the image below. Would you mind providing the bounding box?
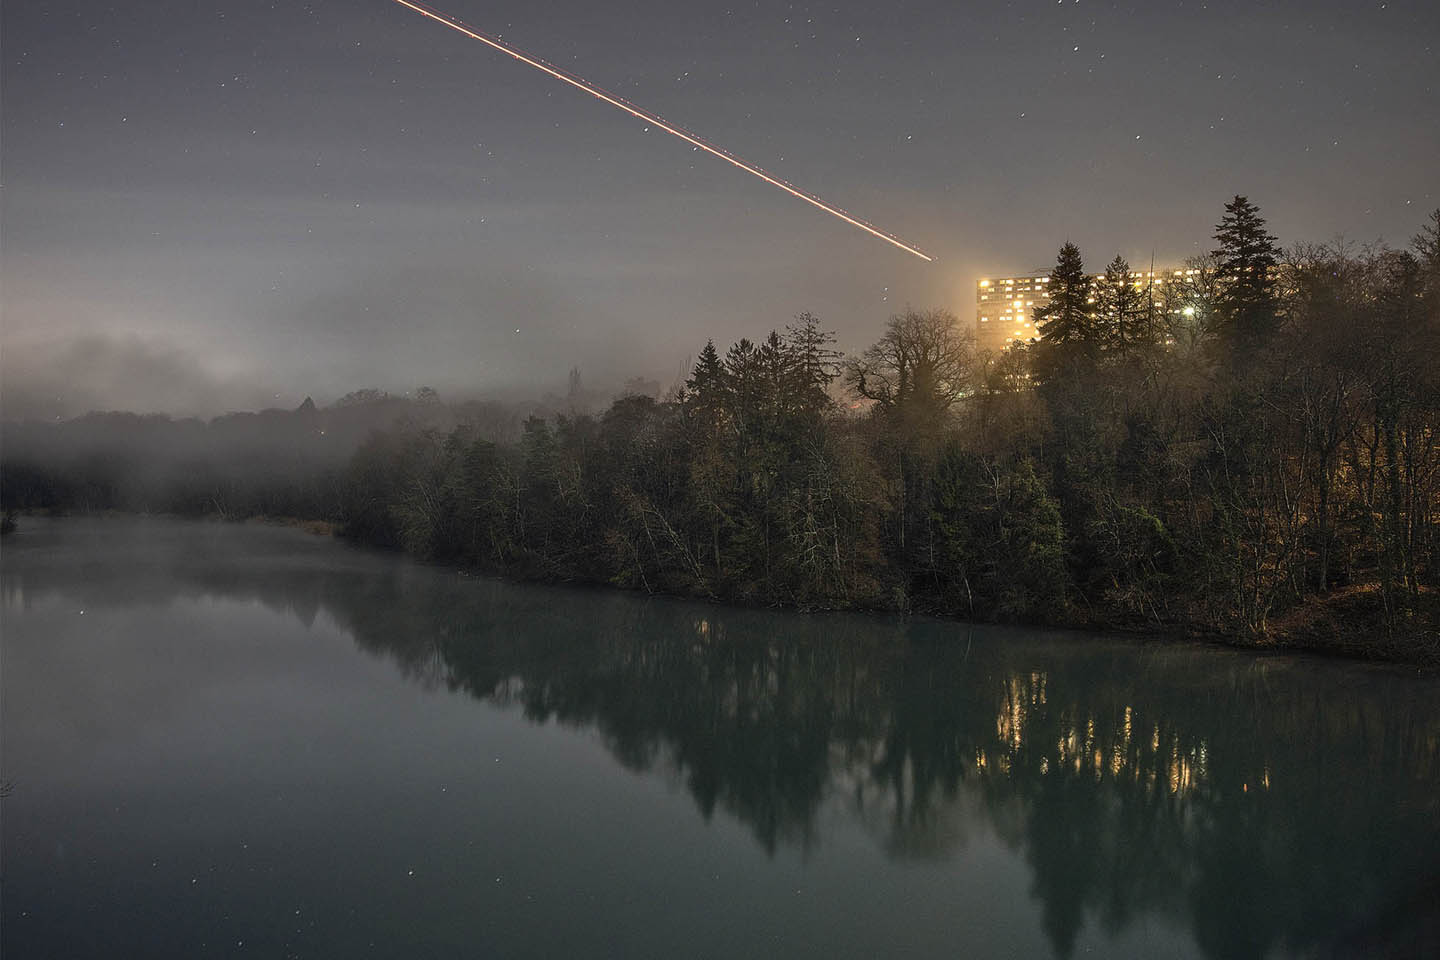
[5,201,1438,658]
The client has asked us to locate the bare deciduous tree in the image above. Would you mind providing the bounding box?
[845,308,975,420]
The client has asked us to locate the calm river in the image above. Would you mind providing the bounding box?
[2,517,1437,958]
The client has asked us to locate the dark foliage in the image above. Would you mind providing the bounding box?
[5,201,1438,651]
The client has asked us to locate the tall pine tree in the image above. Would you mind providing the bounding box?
[684,340,728,428]
[784,311,841,419]
[1034,242,1098,377]
[1097,254,1146,356]
[1212,195,1280,354]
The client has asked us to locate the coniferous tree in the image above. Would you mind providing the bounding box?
[1212,195,1280,353]
[784,311,841,418]
[1097,255,1146,356]
[682,339,737,584]
[1033,242,1097,377]
[684,341,727,421]
[757,331,793,427]
[1414,208,1440,319]
[1035,243,1091,344]
[565,367,584,411]
[724,338,760,441]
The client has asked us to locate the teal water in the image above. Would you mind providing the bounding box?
[2,517,1436,958]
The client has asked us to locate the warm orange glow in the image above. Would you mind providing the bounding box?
[388,0,933,261]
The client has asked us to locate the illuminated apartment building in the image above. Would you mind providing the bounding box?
[975,274,1051,351]
[974,267,1203,352]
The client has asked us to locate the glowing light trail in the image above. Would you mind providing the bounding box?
[388,0,933,261]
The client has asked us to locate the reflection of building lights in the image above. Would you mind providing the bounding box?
[1184,306,1196,316]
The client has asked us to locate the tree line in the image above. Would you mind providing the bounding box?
[338,199,1440,654]
[6,198,1438,654]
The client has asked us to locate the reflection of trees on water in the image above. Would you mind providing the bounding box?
[7,521,1439,958]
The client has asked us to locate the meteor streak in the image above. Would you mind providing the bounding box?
[387,0,933,261]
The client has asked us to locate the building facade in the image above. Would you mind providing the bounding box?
[975,267,1203,353]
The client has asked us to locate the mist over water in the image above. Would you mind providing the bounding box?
[4,517,1437,958]
[6,0,1436,949]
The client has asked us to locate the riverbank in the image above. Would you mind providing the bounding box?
[242,514,340,537]
[7,509,1435,666]
[0,509,338,538]
[1259,585,1440,665]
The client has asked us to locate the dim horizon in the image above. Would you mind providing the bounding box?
[3,1,1436,419]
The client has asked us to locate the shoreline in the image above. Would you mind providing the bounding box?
[9,509,1437,667]
[22,509,1440,667]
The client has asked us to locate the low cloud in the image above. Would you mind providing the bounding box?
[1,335,282,421]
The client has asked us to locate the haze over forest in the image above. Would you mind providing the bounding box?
[5,4,1440,957]
[3,0,1436,419]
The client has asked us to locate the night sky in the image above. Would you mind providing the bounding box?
[3,0,1436,417]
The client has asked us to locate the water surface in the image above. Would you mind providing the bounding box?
[3,517,1437,958]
